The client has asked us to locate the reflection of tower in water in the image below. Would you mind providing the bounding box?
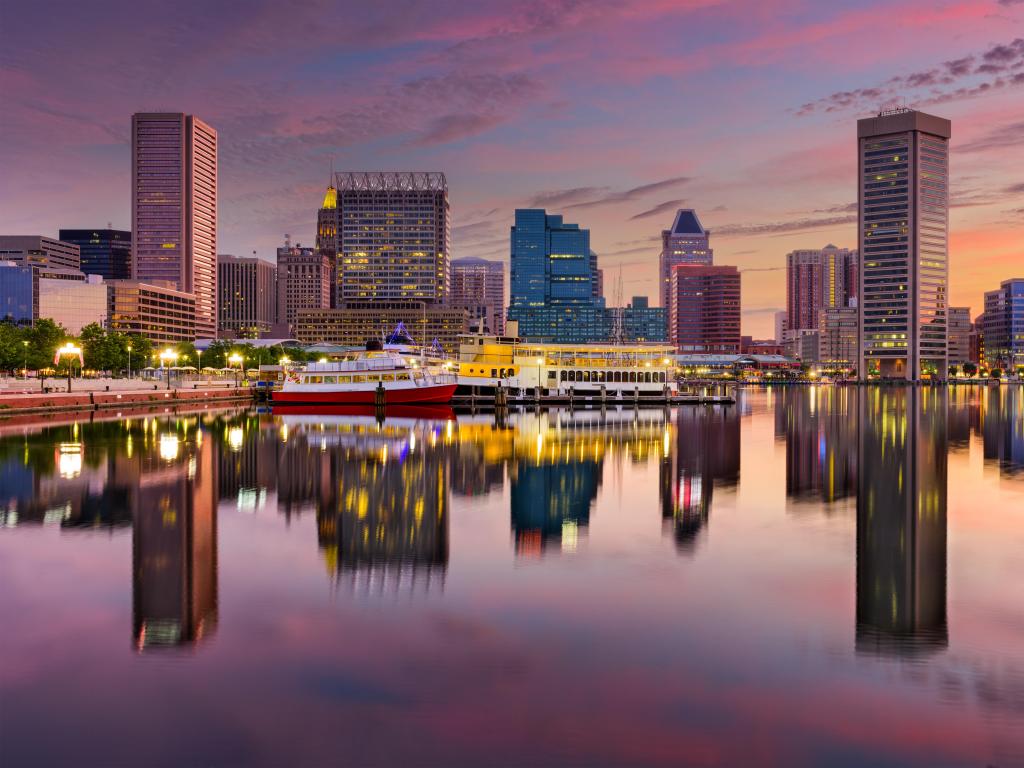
[659,405,740,553]
[856,388,948,656]
[133,425,218,650]
[776,386,857,505]
[312,423,449,592]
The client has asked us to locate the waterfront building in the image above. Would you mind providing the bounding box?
[293,302,468,352]
[508,209,605,343]
[659,209,713,311]
[276,243,331,335]
[217,254,277,338]
[0,262,34,323]
[315,185,338,306]
[970,312,985,368]
[983,278,1024,371]
[0,235,80,271]
[618,296,668,342]
[0,261,105,331]
[774,310,789,346]
[740,337,784,356]
[107,280,197,344]
[857,109,950,380]
[947,306,972,367]
[668,265,741,353]
[319,171,449,306]
[131,112,218,338]
[58,229,131,280]
[819,307,859,373]
[786,245,858,333]
[451,257,505,334]
[37,272,107,334]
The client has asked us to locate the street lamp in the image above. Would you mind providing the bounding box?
[21,340,28,378]
[159,348,179,390]
[228,352,243,386]
[55,342,83,393]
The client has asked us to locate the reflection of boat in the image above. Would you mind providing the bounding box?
[271,404,456,422]
[272,350,457,405]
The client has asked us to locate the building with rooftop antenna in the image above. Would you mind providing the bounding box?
[659,209,713,311]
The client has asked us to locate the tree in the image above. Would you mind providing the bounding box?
[990,367,1003,380]
[202,340,233,369]
[125,334,152,374]
[0,322,24,373]
[80,323,108,371]
[25,319,67,371]
[963,362,978,377]
[948,364,959,378]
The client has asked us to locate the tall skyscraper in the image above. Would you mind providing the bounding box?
[982,278,1024,371]
[217,254,277,338]
[276,243,331,335]
[58,229,131,280]
[786,244,858,333]
[668,265,741,353]
[507,209,607,343]
[315,184,338,307]
[132,112,218,339]
[857,109,950,380]
[318,171,449,306]
[659,209,713,310]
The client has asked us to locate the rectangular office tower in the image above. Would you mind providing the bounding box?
[58,229,131,280]
[451,257,506,334]
[857,109,950,380]
[132,113,218,339]
[786,244,858,333]
[668,265,741,353]
[321,171,449,305]
[217,254,277,338]
[659,209,713,311]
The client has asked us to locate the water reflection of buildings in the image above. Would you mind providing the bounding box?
[0,415,222,651]
[775,386,857,506]
[981,386,1024,477]
[278,415,450,591]
[856,388,948,657]
[660,406,739,553]
[503,410,665,557]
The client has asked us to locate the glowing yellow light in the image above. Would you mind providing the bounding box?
[227,427,244,452]
[159,434,179,461]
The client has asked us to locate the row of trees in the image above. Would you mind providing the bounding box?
[0,320,317,376]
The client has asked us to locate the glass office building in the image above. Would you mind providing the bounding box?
[0,262,34,324]
[58,229,131,280]
[508,209,603,343]
[857,109,950,380]
[983,278,1024,371]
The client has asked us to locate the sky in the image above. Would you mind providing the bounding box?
[1,0,1022,337]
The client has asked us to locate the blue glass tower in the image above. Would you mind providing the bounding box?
[508,209,608,342]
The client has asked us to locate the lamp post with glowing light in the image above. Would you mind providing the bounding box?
[55,342,83,393]
[228,352,243,386]
[159,348,178,390]
[22,340,28,378]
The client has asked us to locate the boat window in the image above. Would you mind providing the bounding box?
[309,376,323,384]
[338,376,351,383]
[353,375,365,383]
[491,368,497,377]
[323,376,336,384]
[560,370,566,381]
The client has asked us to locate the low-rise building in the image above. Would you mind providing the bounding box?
[0,235,80,272]
[947,306,972,367]
[107,280,197,344]
[38,272,107,333]
[294,302,468,353]
[983,279,1024,371]
[818,307,858,372]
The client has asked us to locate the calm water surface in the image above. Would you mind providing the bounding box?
[1,387,1023,768]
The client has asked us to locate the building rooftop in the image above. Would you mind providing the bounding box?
[670,209,706,236]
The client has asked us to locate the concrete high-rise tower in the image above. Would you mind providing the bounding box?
[132,113,218,339]
[857,109,950,380]
[659,209,713,310]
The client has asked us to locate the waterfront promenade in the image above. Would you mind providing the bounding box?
[0,377,252,415]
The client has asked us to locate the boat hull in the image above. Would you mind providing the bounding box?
[272,383,457,405]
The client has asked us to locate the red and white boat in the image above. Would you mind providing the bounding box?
[271,351,457,406]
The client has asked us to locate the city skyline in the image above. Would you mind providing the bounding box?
[3,2,1022,337]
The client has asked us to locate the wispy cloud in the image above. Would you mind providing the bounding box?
[566,176,692,210]
[714,214,857,238]
[629,198,688,220]
[797,38,1024,115]
[960,120,1024,153]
